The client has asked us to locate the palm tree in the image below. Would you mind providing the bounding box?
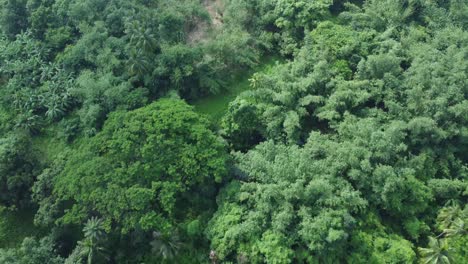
[248,73,260,88]
[128,49,151,78]
[436,203,467,238]
[150,231,182,261]
[81,217,106,264]
[443,218,467,238]
[77,237,106,264]
[437,204,461,230]
[126,20,158,53]
[83,217,105,242]
[66,217,106,264]
[418,237,453,264]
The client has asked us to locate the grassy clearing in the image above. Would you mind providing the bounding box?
[192,56,283,123]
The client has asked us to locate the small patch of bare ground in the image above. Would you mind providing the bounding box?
[187,0,224,45]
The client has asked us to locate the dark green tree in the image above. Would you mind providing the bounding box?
[150,231,182,261]
[0,0,28,38]
[0,133,39,207]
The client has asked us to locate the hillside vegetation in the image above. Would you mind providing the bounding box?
[0,0,466,263]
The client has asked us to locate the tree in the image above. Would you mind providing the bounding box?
[221,96,264,151]
[437,203,466,237]
[0,236,64,264]
[126,20,158,54]
[83,217,105,244]
[0,133,38,207]
[47,98,227,237]
[254,0,333,55]
[348,213,417,263]
[417,203,467,264]
[206,140,366,262]
[67,217,107,264]
[0,0,28,38]
[150,231,182,261]
[0,32,75,129]
[72,70,147,134]
[125,18,159,81]
[418,237,453,264]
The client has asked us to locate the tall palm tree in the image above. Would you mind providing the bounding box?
[128,49,151,78]
[77,237,106,264]
[418,237,453,264]
[150,231,182,261]
[66,217,106,264]
[83,217,105,242]
[126,20,158,53]
[81,217,106,264]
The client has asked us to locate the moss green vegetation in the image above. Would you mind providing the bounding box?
[0,209,42,248]
[0,0,467,263]
[193,56,283,122]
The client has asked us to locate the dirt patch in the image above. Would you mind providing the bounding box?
[187,0,224,44]
[187,19,209,44]
[204,0,224,28]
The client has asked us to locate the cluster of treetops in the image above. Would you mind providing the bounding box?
[0,0,466,263]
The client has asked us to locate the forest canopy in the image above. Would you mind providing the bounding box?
[0,0,467,263]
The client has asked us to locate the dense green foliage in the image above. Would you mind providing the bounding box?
[0,0,466,263]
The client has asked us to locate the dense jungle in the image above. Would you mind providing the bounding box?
[0,0,467,263]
